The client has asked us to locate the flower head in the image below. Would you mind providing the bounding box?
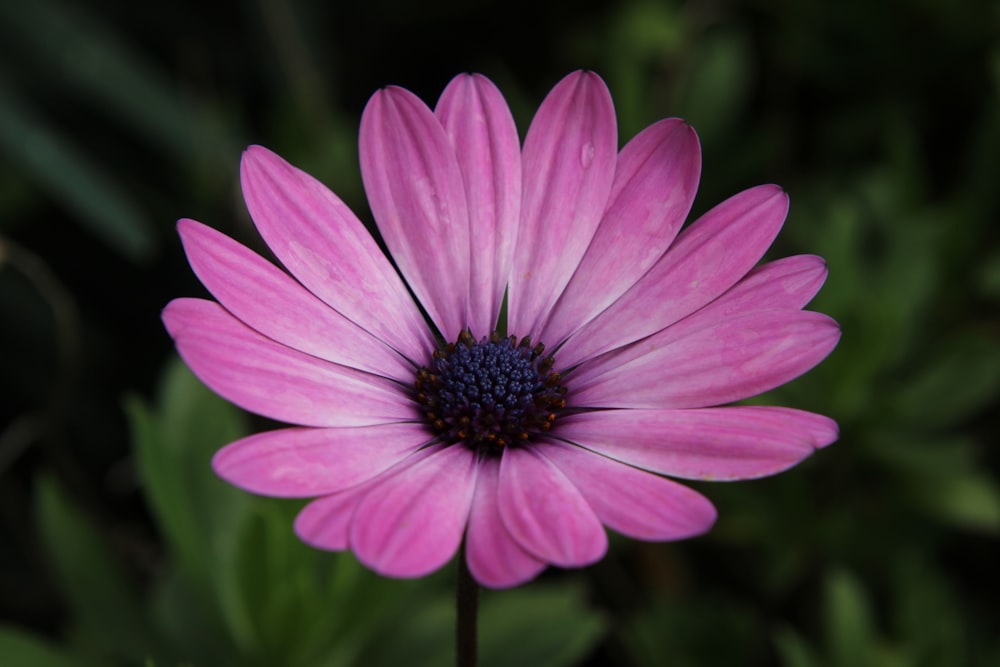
[163,71,840,588]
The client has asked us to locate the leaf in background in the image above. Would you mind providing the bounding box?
[147,567,239,667]
[220,502,465,667]
[672,26,754,149]
[913,472,1000,534]
[789,191,880,421]
[478,585,606,667]
[824,568,877,667]
[359,582,606,667]
[125,356,249,590]
[354,595,452,667]
[619,592,760,667]
[0,0,235,166]
[129,355,453,667]
[125,355,251,653]
[0,626,99,667]
[222,502,324,663]
[891,553,967,665]
[34,475,162,664]
[870,435,1000,534]
[869,433,980,473]
[0,75,157,262]
[602,1,685,137]
[773,625,822,667]
[307,552,449,667]
[976,247,1000,301]
[891,331,1000,429]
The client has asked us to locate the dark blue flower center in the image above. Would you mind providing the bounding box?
[415,330,567,453]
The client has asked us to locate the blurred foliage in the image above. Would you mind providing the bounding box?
[1,0,999,664]
[8,359,606,667]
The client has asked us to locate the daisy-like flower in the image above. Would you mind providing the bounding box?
[164,71,840,588]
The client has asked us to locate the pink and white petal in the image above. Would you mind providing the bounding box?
[571,309,840,409]
[466,456,547,588]
[569,256,831,387]
[436,73,522,336]
[498,444,607,568]
[509,71,618,338]
[707,254,829,318]
[294,446,438,551]
[212,423,432,498]
[294,487,366,551]
[163,298,416,427]
[539,442,717,540]
[178,219,412,381]
[557,406,838,481]
[560,185,789,368]
[240,146,434,364]
[350,445,478,578]
[360,87,471,341]
[589,254,830,377]
[541,119,701,345]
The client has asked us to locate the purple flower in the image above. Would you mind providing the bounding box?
[164,71,840,588]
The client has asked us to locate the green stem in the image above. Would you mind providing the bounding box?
[456,542,479,667]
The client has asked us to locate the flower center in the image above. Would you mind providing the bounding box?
[415,330,567,453]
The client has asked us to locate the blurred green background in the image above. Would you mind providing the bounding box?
[2,0,999,664]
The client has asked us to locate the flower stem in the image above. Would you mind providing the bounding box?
[456,542,478,667]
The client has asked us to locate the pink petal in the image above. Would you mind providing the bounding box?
[436,73,522,336]
[708,254,829,316]
[294,486,366,551]
[178,218,412,381]
[570,255,831,386]
[540,118,701,345]
[163,298,416,427]
[538,442,717,540]
[293,446,439,551]
[350,445,478,578]
[212,423,432,498]
[559,184,789,368]
[509,71,618,337]
[240,146,434,364]
[360,86,471,341]
[557,406,838,481]
[498,444,607,568]
[571,310,840,409]
[465,456,546,588]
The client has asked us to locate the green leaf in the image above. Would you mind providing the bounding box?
[976,248,1000,300]
[916,472,1000,534]
[603,2,685,136]
[146,567,238,667]
[34,475,161,663]
[673,26,754,145]
[618,590,760,667]
[358,582,605,667]
[891,554,967,665]
[126,355,253,658]
[0,626,98,667]
[128,356,460,667]
[356,594,453,667]
[125,356,249,589]
[824,568,877,667]
[871,435,1000,533]
[773,626,822,667]
[479,585,606,667]
[868,433,980,475]
[304,553,447,667]
[891,331,1000,429]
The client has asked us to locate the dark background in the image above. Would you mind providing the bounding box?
[1,0,998,664]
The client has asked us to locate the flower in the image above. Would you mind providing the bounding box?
[163,71,840,588]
